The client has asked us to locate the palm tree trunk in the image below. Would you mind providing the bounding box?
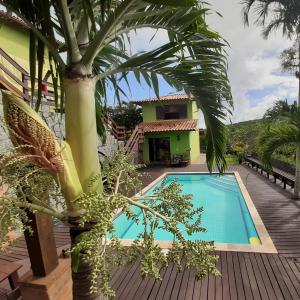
[64,76,104,298]
[64,77,102,194]
[295,38,300,198]
[295,145,300,197]
[70,225,108,300]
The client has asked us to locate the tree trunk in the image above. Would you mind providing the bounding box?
[294,145,300,197]
[64,77,102,194]
[70,226,108,300]
[295,38,300,198]
[64,77,104,298]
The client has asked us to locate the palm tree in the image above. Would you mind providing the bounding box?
[258,110,300,196]
[0,1,231,298]
[263,99,297,120]
[242,0,300,196]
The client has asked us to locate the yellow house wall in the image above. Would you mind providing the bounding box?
[0,22,52,96]
[189,130,200,163]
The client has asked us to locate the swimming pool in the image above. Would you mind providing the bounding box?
[114,172,277,253]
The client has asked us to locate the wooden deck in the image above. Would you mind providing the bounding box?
[2,164,300,299]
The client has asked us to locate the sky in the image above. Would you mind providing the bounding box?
[107,1,298,123]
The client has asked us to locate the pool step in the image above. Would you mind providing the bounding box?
[208,176,237,185]
[205,178,238,191]
[205,180,239,194]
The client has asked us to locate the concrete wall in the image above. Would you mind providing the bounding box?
[0,94,121,161]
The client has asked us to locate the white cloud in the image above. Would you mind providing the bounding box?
[127,28,168,54]
[121,1,298,123]
[206,0,298,122]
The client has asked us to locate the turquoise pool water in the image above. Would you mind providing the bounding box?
[114,173,259,244]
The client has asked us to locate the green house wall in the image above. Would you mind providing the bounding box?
[139,98,200,164]
[142,130,200,164]
[141,100,198,122]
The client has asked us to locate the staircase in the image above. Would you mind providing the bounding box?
[0,48,56,103]
[124,125,144,157]
[103,113,126,141]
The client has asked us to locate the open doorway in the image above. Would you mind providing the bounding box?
[149,137,170,163]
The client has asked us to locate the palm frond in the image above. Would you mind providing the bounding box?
[242,0,300,38]
[95,30,232,171]
[258,115,300,169]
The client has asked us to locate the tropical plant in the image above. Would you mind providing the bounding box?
[108,101,142,130]
[232,142,248,163]
[258,109,300,196]
[226,119,263,153]
[263,99,297,120]
[280,39,300,73]
[0,1,232,298]
[242,0,300,196]
[242,0,300,39]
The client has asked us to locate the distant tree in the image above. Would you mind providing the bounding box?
[242,1,300,39]
[263,99,297,120]
[226,120,263,153]
[242,0,300,197]
[108,101,142,130]
[280,40,299,73]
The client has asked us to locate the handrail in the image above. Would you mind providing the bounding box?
[0,48,142,148]
[124,125,143,155]
[0,48,57,103]
[103,114,126,141]
[0,48,29,75]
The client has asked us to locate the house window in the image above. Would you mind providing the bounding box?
[156,104,187,120]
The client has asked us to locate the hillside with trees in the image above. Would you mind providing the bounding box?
[226,100,297,167]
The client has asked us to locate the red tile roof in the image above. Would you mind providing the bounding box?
[139,119,198,133]
[131,94,193,104]
[0,11,29,31]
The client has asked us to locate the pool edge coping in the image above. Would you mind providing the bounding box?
[120,171,278,254]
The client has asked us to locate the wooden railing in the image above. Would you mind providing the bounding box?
[244,156,295,190]
[0,48,31,101]
[124,125,144,155]
[0,48,141,148]
[103,114,126,141]
[0,48,57,104]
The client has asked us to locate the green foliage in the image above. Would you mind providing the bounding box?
[224,155,239,165]
[107,102,142,130]
[257,111,300,169]
[0,151,64,250]
[263,99,298,121]
[273,143,296,165]
[232,142,248,161]
[1,0,232,173]
[242,0,300,39]
[226,119,263,153]
[280,40,299,73]
[0,143,219,298]
[0,1,231,297]
[69,150,219,297]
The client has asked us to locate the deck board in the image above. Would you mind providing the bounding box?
[2,164,300,299]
